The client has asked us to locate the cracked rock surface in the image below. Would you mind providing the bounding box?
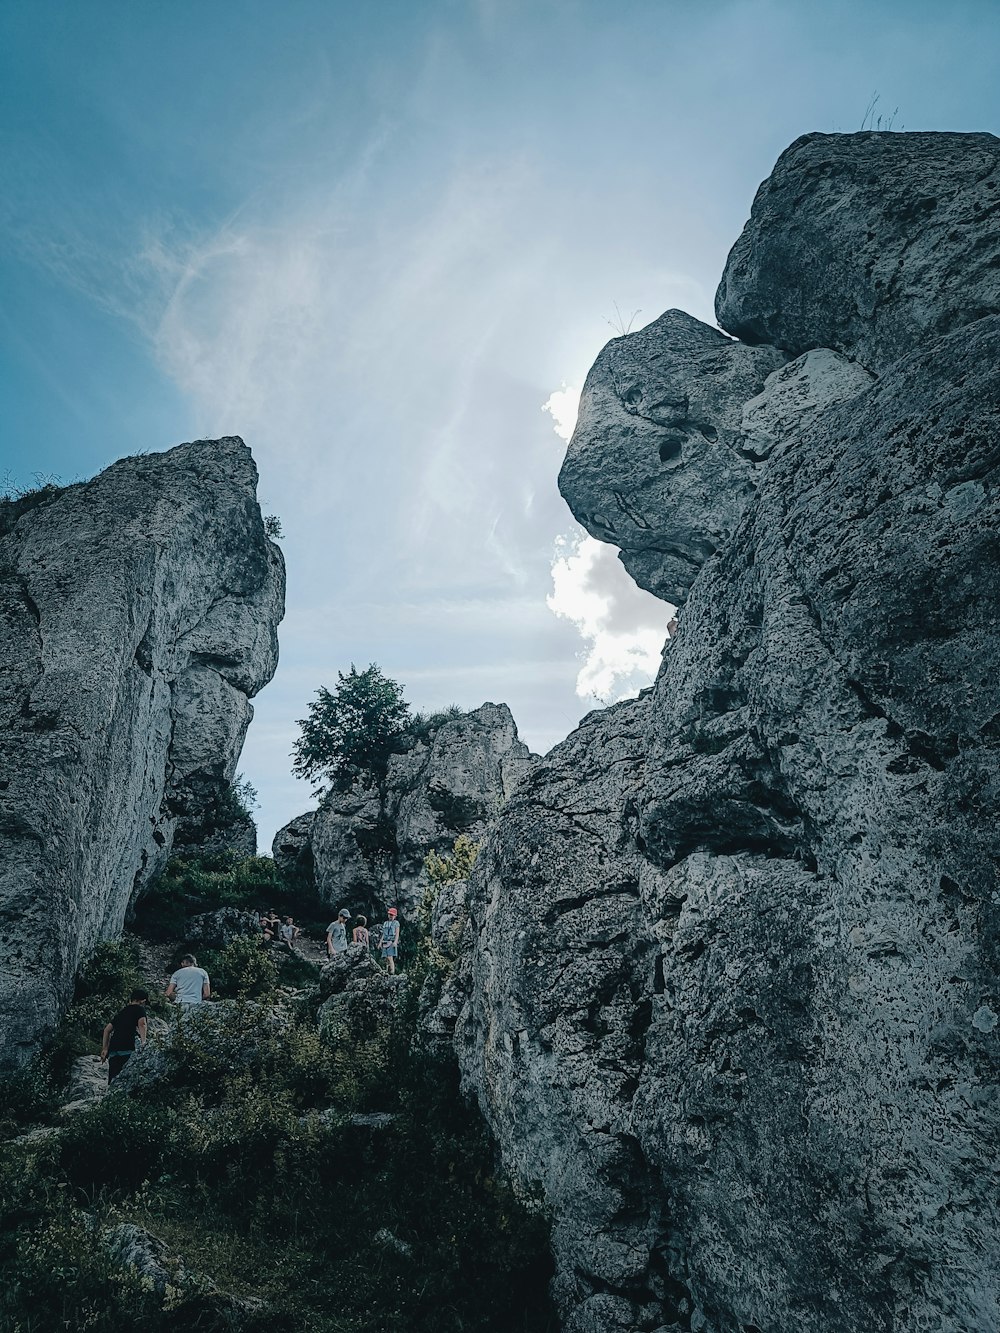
[0,438,284,1068]
[455,133,1000,1332]
[715,130,1000,374]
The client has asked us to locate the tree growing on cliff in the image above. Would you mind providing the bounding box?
[292,664,411,792]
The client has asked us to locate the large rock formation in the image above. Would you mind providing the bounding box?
[299,702,534,919]
[0,438,284,1068]
[456,133,1000,1332]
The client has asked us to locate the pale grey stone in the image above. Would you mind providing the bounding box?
[0,437,284,1068]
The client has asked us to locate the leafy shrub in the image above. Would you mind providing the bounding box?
[424,834,480,888]
[292,664,411,792]
[199,936,278,1000]
[402,703,465,747]
[0,1061,58,1137]
[60,1095,171,1192]
[264,514,283,539]
[132,853,313,941]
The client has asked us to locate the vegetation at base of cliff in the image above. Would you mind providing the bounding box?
[172,774,260,850]
[133,851,323,941]
[0,949,556,1332]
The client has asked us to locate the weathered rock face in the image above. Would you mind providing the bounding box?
[457,133,1000,1333]
[559,309,785,603]
[307,702,534,919]
[0,438,284,1068]
[715,130,1000,374]
[271,809,317,886]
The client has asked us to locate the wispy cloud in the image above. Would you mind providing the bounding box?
[547,530,672,701]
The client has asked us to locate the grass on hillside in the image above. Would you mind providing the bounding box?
[0,929,557,1333]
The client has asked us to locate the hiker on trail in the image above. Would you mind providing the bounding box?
[352,915,370,949]
[280,915,301,951]
[325,908,351,959]
[380,908,400,974]
[166,954,211,1009]
[100,988,148,1084]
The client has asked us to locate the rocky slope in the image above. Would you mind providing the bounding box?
[455,132,1000,1332]
[0,438,284,1068]
[278,702,534,918]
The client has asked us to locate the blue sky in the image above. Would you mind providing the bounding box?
[3,0,998,846]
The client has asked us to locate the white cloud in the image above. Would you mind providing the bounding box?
[547,530,673,702]
[541,383,581,443]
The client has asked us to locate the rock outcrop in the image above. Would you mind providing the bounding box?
[301,702,534,919]
[715,131,1000,374]
[456,133,1000,1333]
[0,438,284,1068]
[271,809,317,886]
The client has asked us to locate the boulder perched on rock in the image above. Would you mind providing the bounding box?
[317,943,401,1035]
[457,133,1000,1333]
[0,438,284,1068]
[715,130,1000,373]
[560,309,785,602]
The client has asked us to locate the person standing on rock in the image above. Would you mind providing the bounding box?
[100,988,149,1083]
[165,954,211,1009]
[379,908,400,974]
[325,909,351,959]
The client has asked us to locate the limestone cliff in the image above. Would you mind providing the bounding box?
[282,703,533,919]
[456,132,1000,1333]
[0,438,284,1067]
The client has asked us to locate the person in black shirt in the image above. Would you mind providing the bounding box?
[100,988,149,1083]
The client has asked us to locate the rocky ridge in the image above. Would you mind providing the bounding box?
[453,132,1000,1333]
[0,438,284,1068]
[277,701,534,919]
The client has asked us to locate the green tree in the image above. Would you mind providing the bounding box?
[292,664,411,792]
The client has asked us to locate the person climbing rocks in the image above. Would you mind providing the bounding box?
[166,954,211,1009]
[100,987,148,1083]
[326,908,351,958]
[379,907,400,974]
[352,914,370,949]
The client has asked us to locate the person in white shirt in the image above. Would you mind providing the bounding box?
[166,954,211,1009]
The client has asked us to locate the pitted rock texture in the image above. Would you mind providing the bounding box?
[715,130,1000,374]
[271,809,317,886]
[560,309,785,603]
[307,702,534,919]
[0,438,284,1068]
[457,134,1000,1333]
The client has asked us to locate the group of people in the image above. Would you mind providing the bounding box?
[258,909,301,950]
[326,907,401,974]
[99,953,212,1083]
[98,906,403,1087]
